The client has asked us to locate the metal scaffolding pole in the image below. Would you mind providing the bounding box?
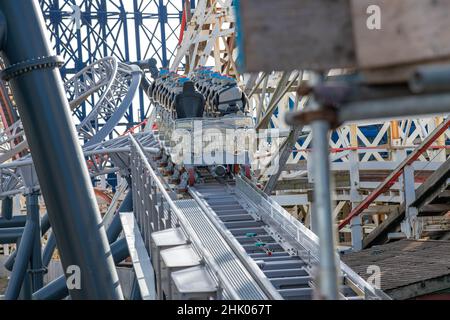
[311,119,339,300]
[0,0,122,299]
[295,73,340,300]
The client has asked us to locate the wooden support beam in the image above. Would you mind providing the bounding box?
[339,120,450,230]
[237,0,450,78]
[237,0,356,72]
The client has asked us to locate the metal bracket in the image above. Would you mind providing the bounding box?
[285,105,340,129]
[1,55,64,81]
[28,266,48,275]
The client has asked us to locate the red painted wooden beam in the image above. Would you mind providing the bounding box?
[338,119,450,230]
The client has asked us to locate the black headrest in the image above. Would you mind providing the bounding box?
[183,81,195,93]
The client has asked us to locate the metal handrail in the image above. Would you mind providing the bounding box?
[129,134,243,300]
[339,118,450,230]
[236,175,391,300]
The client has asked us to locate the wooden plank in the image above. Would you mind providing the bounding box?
[351,0,450,69]
[362,204,404,249]
[237,0,356,72]
[413,159,450,208]
[388,274,450,300]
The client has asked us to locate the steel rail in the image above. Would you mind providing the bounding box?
[189,187,283,300]
[0,132,158,197]
[236,175,390,300]
[0,147,159,170]
[129,134,243,300]
[0,57,136,163]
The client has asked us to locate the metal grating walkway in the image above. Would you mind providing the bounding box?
[174,199,268,300]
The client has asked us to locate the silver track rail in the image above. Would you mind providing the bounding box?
[129,134,273,300]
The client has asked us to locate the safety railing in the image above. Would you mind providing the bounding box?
[129,134,242,300]
[236,175,391,300]
[339,118,450,230]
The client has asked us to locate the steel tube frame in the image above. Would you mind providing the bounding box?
[337,93,450,123]
[1,196,13,220]
[11,193,132,273]
[4,216,36,300]
[32,238,130,300]
[4,213,50,271]
[28,193,44,292]
[0,0,122,300]
[0,215,27,228]
[0,227,23,244]
[311,120,339,300]
[33,197,131,300]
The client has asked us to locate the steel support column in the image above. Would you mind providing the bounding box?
[107,191,133,243]
[0,0,122,300]
[32,238,130,300]
[4,216,36,300]
[19,263,32,300]
[42,232,56,267]
[158,0,169,67]
[1,197,13,220]
[28,193,44,292]
[4,213,50,271]
[33,197,131,300]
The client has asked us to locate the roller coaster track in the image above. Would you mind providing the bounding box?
[127,133,389,300]
[77,60,142,147]
[0,57,142,197]
[0,128,389,299]
[0,57,142,163]
[0,131,159,198]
